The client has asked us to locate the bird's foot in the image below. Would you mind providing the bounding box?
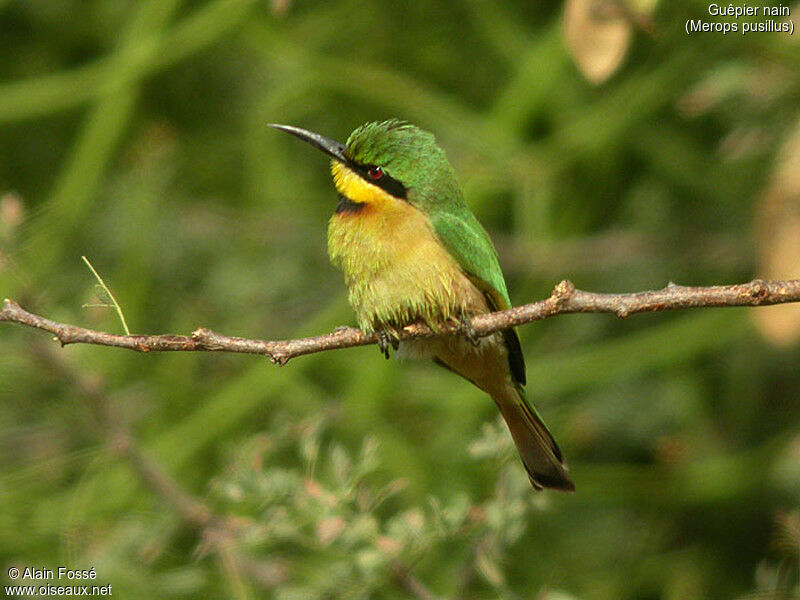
[457,314,481,347]
[376,329,400,359]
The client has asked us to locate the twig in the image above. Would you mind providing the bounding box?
[81,255,131,336]
[3,278,800,364]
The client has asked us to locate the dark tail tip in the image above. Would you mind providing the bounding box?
[529,470,576,493]
[494,387,576,493]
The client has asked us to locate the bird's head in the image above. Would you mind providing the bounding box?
[268,119,461,212]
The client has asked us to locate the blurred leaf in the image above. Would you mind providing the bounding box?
[563,0,632,84]
[752,117,800,347]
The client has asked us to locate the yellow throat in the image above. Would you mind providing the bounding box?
[326,162,485,332]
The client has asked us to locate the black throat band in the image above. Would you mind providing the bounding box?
[335,194,366,214]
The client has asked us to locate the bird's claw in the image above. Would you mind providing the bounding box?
[458,315,481,347]
[377,330,399,359]
[377,331,390,359]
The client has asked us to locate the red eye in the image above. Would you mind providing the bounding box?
[367,166,383,180]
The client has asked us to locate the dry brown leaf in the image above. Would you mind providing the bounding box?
[752,118,800,347]
[563,0,632,85]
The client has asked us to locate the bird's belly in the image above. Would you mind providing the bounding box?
[327,204,486,332]
[401,332,512,396]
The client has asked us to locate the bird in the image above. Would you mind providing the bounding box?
[269,119,574,492]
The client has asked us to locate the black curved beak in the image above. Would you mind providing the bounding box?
[267,123,348,164]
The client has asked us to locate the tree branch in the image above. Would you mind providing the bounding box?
[3,278,800,364]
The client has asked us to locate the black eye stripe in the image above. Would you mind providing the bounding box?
[352,163,408,199]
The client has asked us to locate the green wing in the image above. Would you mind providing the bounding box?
[429,208,509,304]
[429,208,527,386]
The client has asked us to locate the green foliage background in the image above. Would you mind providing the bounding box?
[1,1,800,598]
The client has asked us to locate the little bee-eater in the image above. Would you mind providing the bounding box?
[270,119,574,492]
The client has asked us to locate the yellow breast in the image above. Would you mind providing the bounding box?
[327,163,485,332]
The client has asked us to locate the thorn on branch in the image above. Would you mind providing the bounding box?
[192,328,214,345]
[552,279,576,303]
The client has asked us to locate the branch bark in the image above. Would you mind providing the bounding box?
[3,278,800,364]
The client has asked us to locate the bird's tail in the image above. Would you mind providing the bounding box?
[492,385,574,492]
